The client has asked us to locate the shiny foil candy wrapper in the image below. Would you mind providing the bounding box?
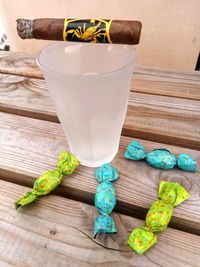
[15,151,80,208]
[94,163,119,238]
[128,181,190,254]
[124,140,197,172]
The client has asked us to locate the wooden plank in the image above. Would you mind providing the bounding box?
[0,112,199,235]
[0,75,57,122]
[132,79,200,100]
[123,105,200,150]
[134,66,200,83]
[0,51,200,99]
[0,51,42,79]
[129,93,200,120]
[0,179,200,267]
[0,74,199,149]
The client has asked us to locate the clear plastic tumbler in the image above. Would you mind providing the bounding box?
[37,42,136,167]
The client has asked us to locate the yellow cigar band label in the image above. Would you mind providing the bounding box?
[63,18,112,43]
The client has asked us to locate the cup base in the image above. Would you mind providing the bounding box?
[79,148,118,168]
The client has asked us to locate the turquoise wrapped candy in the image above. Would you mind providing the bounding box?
[95,181,116,214]
[94,163,119,238]
[124,140,197,172]
[94,181,117,237]
[146,149,177,170]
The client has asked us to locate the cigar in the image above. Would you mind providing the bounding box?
[16,18,142,45]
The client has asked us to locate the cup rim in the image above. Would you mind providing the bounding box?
[36,41,136,79]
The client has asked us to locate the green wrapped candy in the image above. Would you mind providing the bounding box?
[15,151,80,208]
[128,181,190,255]
[145,200,173,232]
[177,154,197,172]
[124,141,146,160]
[15,170,62,208]
[146,149,177,170]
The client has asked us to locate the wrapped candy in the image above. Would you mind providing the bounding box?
[15,151,80,208]
[146,149,177,170]
[94,181,117,237]
[124,140,197,172]
[94,163,119,238]
[128,181,190,254]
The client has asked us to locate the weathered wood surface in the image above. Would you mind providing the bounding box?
[0,67,199,149]
[1,51,200,92]
[0,112,199,235]
[125,94,200,150]
[0,179,199,267]
[0,51,43,79]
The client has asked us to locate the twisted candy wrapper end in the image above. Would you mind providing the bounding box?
[15,170,62,209]
[94,214,117,238]
[158,181,190,206]
[95,163,119,183]
[128,181,190,254]
[177,154,197,172]
[124,141,147,161]
[15,191,38,209]
[57,150,80,175]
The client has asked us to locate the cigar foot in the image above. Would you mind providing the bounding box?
[16,19,33,39]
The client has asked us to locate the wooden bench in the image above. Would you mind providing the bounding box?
[0,51,200,266]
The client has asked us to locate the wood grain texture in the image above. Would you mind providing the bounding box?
[0,179,200,267]
[123,106,200,150]
[132,79,200,100]
[0,51,200,98]
[0,75,57,122]
[0,112,199,235]
[0,51,43,79]
[0,72,199,149]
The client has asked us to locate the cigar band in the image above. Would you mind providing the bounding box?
[63,19,112,43]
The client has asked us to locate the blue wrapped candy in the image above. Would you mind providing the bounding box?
[124,141,147,160]
[94,181,117,237]
[95,163,119,183]
[146,149,177,170]
[94,163,119,238]
[177,154,197,172]
[124,140,197,172]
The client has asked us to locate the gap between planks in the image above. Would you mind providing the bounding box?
[0,75,199,150]
[0,51,200,100]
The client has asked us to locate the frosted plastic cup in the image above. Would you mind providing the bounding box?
[37,42,136,167]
